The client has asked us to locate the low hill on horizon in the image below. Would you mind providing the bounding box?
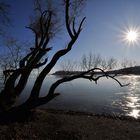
[53,66,140,76]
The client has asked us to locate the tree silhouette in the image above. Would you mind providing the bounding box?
[0,38,29,84]
[0,0,125,114]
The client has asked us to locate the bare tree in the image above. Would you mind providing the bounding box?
[121,58,137,69]
[0,0,86,112]
[60,60,77,72]
[107,57,117,70]
[80,54,87,71]
[0,0,124,114]
[127,60,137,67]
[100,59,108,70]
[0,37,29,83]
[80,53,102,70]
[93,54,102,68]
[121,58,128,68]
[0,0,11,80]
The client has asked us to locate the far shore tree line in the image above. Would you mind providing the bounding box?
[0,47,138,78]
[0,47,138,79]
[60,53,138,72]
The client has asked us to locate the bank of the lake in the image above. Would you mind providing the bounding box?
[53,66,140,76]
[0,109,140,140]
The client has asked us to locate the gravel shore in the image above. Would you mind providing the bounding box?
[0,109,140,140]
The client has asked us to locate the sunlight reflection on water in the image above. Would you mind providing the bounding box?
[9,74,140,119]
[114,75,140,118]
[128,109,140,118]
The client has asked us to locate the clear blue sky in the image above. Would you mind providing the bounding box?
[3,0,140,66]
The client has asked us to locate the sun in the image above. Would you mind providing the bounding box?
[126,30,138,42]
[120,26,140,46]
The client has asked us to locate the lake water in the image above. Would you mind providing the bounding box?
[16,74,140,119]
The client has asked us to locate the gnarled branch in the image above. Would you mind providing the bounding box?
[47,68,128,96]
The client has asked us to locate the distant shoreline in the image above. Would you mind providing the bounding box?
[53,66,140,76]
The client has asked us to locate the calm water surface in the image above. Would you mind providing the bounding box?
[15,75,140,118]
[1,75,140,118]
